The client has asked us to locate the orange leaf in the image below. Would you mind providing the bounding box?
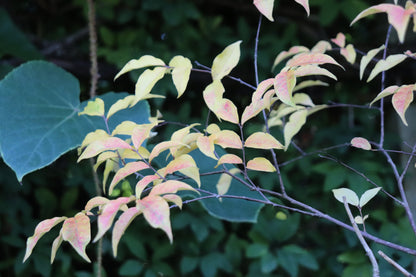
[253,0,275,21]
[392,85,414,126]
[351,137,372,150]
[62,213,91,262]
[274,70,296,106]
[247,157,276,172]
[109,161,150,195]
[245,132,284,149]
[78,137,131,162]
[112,207,142,257]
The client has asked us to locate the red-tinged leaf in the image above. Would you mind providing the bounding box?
[78,98,105,117]
[293,0,310,16]
[245,132,284,149]
[50,231,63,263]
[23,217,67,262]
[136,175,160,198]
[284,109,308,150]
[169,55,192,98]
[252,78,274,101]
[340,44,356,64]
[79,129,110,151]
[149,140,187,162]
[112,207,142,257]
[84,196,110,212]
[78,137,131,162]
[351,137,372,150]
[109,161,150,195]
[272,46,309,71]
[211,41,242,80]
[149,180,197,197]
[287,53,343,69]
[216,154,243,167]
[311,40,332,53]
[163,194,183,208]
[197,136,217,160]
[367,54,407,82]
[360,45,385,80]
[61,213,91,262]
[211,130,243,149]
[216,98,240,124]
[137,196,173,242]
[351,4,415,43]
[392,85,414,126]
[294,65,337,80]
[253,0,275,21]
[114,55,165,80]
[247,157,276,172]
[274,70,296,106]
[94,197,133,242]
[331,33,346,48]
[370,85,399,106]
[131,123,155,149]
[107,95,138,119]
[135,67,166,101]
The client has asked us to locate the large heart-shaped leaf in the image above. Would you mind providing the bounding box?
[0,61,150,181]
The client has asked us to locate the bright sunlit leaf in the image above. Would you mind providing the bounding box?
[135,67,167,101]
[112,207,142,257]
[332,188,359,206]
[169,55,192,98]
[247,157,276,172]
[253,0,275,21]
[211,130,243,149]
[78,98,105,117]
[392,85,414,126]
[367,54,407,82]
[351,137,372,150]
[78,137,131,162]
[245,132,284,149]
[114,55,165,80]
[211,41,242,80]
[61,213,91,262]
[360,187,381,207]
[109,161,150,195]
[106,95,138,119]
[283,109,307,150]
[274,69,296,106]
[216,154,243,167]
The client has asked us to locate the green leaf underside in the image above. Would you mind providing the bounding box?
[0,61,150,181]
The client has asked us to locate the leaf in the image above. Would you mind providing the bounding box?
[216,154,243,167]
[392,85,414,126]
[351,137,372,150]
[293,93,315,107]
[50,232,63,263]
[94,197,133,242]
[78,98,105,117]
[331,32,346,47]
[84,196,110,212]
[112,207,142,257]
[114,55,165,80]
[293,80,329,93]
[149,180,197,196]
[341,44,356,64]
[359,45,385,80]
[169,55,192,98]
[109,162,150,195]
[245,132,284,149]
[78,137,132,162]
[359,187,381,207]
[311,40,332,53]
[274,70,297,106]
[217,173,233,196]
[294,65,337,80]
[272,46,309,71]
[247,157,276,172]
[135,175,160,198]
[332,188,359,206]
[196,136,217,160]
[131,123,156,149]
[164,154,198,175]
[149,141,187,162]
[211,130,243,149]
[0,61,150,181]
[253,0,275,21]
[283,109,308,150]
[135,67,167,100]
[287,53,343,68]
[252,78,275,101]
[61,213,91,262]
[367,54,407,82]
[107,95,138,119]
[369,85,399,106]
[211,41,242,81]
[293,0,310,16]
[137,195,173,242]
[23,217,66,262]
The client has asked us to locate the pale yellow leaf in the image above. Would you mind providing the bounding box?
[245,132,284,149]
[169,55,192,98]
[367,54,407,82]
[211,41,242,80]
[340,44,356,64]
[111,121,139,136]
[114,55,165,80]
[359,45,385,80]
[135,67,167,100]
[392,85,414,126]
[78,98,105,117]
[283,109,308,150]
[253,0,275,21]
[370,85,399,106]
[247,157,276,172]
[216,154,243,167]
[107,95,139,119]
[272,46,309,71]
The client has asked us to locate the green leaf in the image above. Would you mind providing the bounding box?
[246,243,268,258]
[180,256,199,274]
[119,260,143,276]
[261,252,279,274]
[0,61,150,181]
[359,187,381,207]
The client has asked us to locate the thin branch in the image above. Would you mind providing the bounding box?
[378,250,415,277]
[254,15,262,86]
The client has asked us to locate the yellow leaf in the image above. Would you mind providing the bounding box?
[79,129,110,152]
[93,151,118,171]
[272,46,309,71]
[108,161,150,195]
[211,130,243,149]
[274,69,297,106]
[287,53,343,69]
[111,121,139,136]
[359,45,385,80]
[294,65,337,80]
[253,0,275,21]
[169,55,192,98]
[247,157,276,172]
[367,54,407,82]
[78,98,105,117]
[370,85,399,106]
[149,141,187,162]
[216,154,243,167]
[114,55,165,80]
[211,41,242,80]
[135,67,167,100]
[245,132,284,149]
[340,44,356,64]
[197,136,217,160]
[107,95,139,119]
[78,137,131,162]
[149,180,197,197]
[284,109,307,150]
[62,213,91,262]
[311,40,332,53]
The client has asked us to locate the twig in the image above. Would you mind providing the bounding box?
[378,250,415,277]
[379,25,392,147]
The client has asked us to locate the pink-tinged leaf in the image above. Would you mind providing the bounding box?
[367,54,407,82]
[331,33,346,48]
[351,137,372,150]
[163,194,183,208]
[272,46,309,71]
[79,129,110,151]
[135,67,167,101]
[61,213,91,262]
[360,45,385,80]
[164,154,197,176]
[217,98,240,124]
[311,40,332,53]
[114,55,165,80]
[287,53,343,69]
[241,99,266,125]
[370,85,399,106]
[84,196,110,212]
[216,154,243,167]
[94,197,133,242]
[197,136,217,160]
[294,65,337,80]
[405,50,416,58]
[202,80,239,123]
[50,231,63,263]
[392,85,414,126]
[149,140,187,162]
[112,207,142,257]
[245,132,284,149]
[150,180,197,197]
[284,109,308,150]
[107,95,139,119]
[136,175,160,198]
[111,121,140,136]
[253,0,275,21]
[171,133,202,158]
[169,55,192,98]
[340,44,356,64]
[211,41,242,80]
[211,130,243,149]
[109,161,150,195]
[93,151,118,171]
[203,80,224,110]
[293,0,310,16]
[23,217,67,262]
[274,70,296,106]
[78,137,132,162]
[78,98,105,117]
[247,157,276,172]
[351,4,415,43]
[137,196,173,242]
[131,123,155,149]
[252,78,274,101]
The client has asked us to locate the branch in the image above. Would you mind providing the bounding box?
[378,250,415,277]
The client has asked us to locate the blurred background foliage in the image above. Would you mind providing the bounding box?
[0,0,415,276]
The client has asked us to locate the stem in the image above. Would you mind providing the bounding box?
[379,25,392,147]
[378,250,415,277]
